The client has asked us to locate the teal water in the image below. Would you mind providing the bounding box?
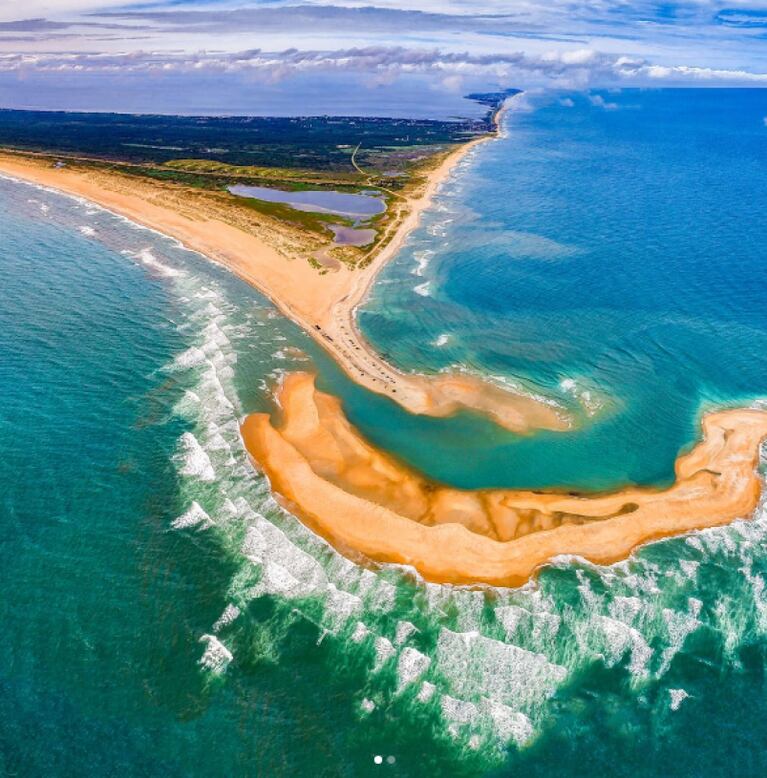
[358,88,767,491]
[3,89,767,777]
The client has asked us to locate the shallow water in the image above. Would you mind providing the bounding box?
[3,89,767,776]
[228,183,385,218]
[329,223,377,246]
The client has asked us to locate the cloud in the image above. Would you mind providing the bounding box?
[0,46,608,90]
[1,44,765,87]
[0,15,150,36]
[89,0,767,43]
[0,1,137,23]
[0,18,70,32]
[74,1,767,60]
[588,92,619,109]
[634,63,767,82]
[2,1,767,115]
[440,73,464,92]
[716,8,767,28]
[93,5,532,36]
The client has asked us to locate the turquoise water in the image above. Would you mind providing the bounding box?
[358,88,767,491]
[3,89,767,776]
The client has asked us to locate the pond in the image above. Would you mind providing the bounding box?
[228,184,385,218]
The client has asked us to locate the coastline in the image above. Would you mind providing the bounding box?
[242,373,767,587]
[5,100,767,588]
[316,107,572,433]
[0,101,568,434]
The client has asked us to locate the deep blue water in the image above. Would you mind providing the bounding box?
[3,89,767,777]
[358,88,767,490]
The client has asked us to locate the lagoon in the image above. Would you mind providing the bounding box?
[228,183,385,218]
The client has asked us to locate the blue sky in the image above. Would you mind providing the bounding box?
[1,0,767,116]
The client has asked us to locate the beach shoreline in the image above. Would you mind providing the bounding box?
[0,98,568,434]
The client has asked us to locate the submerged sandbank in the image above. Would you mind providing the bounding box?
[242,373,767,587]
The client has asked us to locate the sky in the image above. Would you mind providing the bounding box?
[1,0,767,116]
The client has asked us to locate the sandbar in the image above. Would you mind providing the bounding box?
[241,373,767,587]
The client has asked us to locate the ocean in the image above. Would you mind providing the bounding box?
[2,88,767,776]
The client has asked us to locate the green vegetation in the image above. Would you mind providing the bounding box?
[164,159,361,189]
[232,194,356,236]
[0,109,492,172]
[0,99,508,268]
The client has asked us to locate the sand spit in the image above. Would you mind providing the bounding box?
[241,373,767,587]
[0,135,567,434]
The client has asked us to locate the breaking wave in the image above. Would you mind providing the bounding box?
[152,242,767,765]
[10,158,767,773]
[15,150,767,770]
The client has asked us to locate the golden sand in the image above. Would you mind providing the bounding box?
[241,373,767,587]
[0,144,568,434]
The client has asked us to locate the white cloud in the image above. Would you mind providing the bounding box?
[0,2,767,113]
[2,45,765,88]
[635,63,767,83]
[440,73,464,92]
[588,93,618,110]
[559,49,596,66]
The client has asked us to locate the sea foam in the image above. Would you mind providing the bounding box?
[199,634,233,673]
[172,500,213,530]
[178,432,215,481]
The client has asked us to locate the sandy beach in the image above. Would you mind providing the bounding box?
[0,122,568,434]
[242,373,767,587]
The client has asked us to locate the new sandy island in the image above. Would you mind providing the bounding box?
[2,116,766,587]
